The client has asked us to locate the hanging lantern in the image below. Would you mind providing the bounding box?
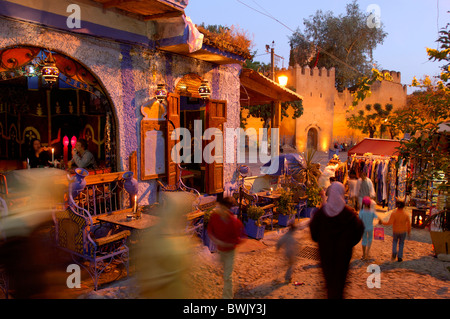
[41,52,59,85]
[24,64,36,77]
[198,80,211,99]
[155,83,168,103]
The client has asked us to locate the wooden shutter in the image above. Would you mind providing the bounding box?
[166,93,180,187]
[205,99,227,194]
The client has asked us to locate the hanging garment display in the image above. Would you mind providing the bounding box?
[387,158,398,211]
[397,159,407,200]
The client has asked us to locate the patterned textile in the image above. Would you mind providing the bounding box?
[397,159,407,200]
[377,162,384,203]
[388,159,397,211]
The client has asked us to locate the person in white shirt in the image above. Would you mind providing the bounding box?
[347,171,359,211]
[357,170,375,209]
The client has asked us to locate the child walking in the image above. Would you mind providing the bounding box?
[276,223,299,283]
[380,199,411,262]
[358,196,380,260]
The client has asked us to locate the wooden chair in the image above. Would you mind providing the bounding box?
[232,187,257,218]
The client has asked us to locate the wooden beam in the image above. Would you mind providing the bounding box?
[240,76,281,101]
[143,10,183,20]
[102,0,140,9]
[272,101,282,129]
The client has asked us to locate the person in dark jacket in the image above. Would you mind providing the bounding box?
[309,182,364,299]
[24,138,51,168]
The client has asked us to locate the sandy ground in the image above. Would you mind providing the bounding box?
[1,150,448,300]
[1,207,447,300]
[73,206,449,300]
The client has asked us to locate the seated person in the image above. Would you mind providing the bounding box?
[69,138,96,170]
[23,138,51,168]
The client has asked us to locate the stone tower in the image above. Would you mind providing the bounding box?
[280,64,336,153]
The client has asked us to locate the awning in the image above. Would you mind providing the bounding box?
[239,68,303,106]
[92,0,187,20]
[347,138,401,157]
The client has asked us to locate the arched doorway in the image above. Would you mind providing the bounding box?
[307,127,318,151]
[0,46,118,171]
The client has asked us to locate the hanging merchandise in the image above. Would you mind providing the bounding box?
[387,157,398,211]
[397,158,407,200]
[349,153,402,207]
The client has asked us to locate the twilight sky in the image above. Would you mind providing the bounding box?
[185,0,450,93]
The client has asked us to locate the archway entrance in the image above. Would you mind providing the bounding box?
[0,46,117,172]
[307,127,318,151]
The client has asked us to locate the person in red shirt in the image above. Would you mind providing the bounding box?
[207,197,245,299]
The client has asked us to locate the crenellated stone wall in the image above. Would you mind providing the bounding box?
[333,74,407,144]
[272,65,407,152]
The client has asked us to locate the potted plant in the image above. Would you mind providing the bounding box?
[305,185,322,218]
[277,189,295,227]
[424,209,449,256]
[293,148,321,218]
[201,208,217,252]
[287,180,307,219]
[244,205,265,239]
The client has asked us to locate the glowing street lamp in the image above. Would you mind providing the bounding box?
[277,69,288,87]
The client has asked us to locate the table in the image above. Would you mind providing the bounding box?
[97,211,159,230]
[255,191,281,201]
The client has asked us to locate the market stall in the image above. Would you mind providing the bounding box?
[347,138,406,211]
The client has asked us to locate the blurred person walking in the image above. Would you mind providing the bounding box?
[276,222,303,283]
[135,192,196,298]
[357,171,375,209]
[0,168,68,298]
[359,196,381,260]
[207,197,245,299]
[347,171,359,211]
[309,182,364,299]
[379,199,411,262]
